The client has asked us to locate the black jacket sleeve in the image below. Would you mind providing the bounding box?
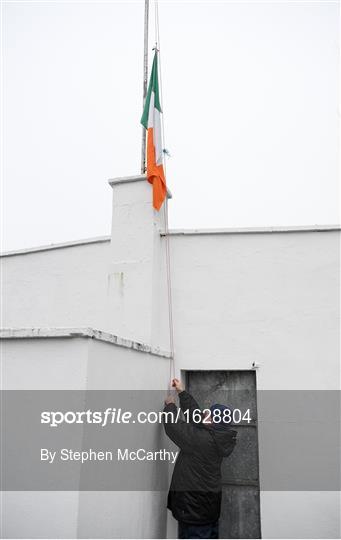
[163,402,198,452]
[179,390,203,424]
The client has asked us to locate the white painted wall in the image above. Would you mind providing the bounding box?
[2,203,338,396]
[157,229,340,391]
[1,240,112,331]
[1,336,170,539]
[1,177,340,538]
[155,229,340,539]
[78,338,170,539]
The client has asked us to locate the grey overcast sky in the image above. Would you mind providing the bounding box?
[2,0,340,251]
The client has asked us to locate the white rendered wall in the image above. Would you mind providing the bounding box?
[1,178,340,538]
[156,229,340,391]
[1,337,87,539]
[156,230,340,539]
[1,337,170,539]
[1,240,112,332]
[2,222,338,395]
[77,338,170,539]
[164,231,339,539]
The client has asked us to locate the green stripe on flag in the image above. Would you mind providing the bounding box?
[140,51,162,129]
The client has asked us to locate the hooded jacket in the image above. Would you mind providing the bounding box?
[163,391,237,525]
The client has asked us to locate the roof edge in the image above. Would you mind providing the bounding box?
[160,225,341,236]
[1,225,340,258]
[0,236,111,258]
[0,327,171,359]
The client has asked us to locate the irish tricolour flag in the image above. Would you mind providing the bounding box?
[141,51,167,211]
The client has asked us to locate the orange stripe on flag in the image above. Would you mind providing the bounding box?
[147,127,167,211]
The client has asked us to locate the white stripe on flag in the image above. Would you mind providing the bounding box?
[147,92,154,128]
[154,108,163,166]
[147,91,163,167]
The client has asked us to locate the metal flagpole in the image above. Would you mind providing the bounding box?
[141,0,149,174]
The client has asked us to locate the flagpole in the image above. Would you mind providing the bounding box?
[141,0,149,174]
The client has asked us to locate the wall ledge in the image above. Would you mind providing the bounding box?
[108,174,172,199]
[1,225,339,258]
[0,327,171,359]
[160,225,341,236]
[0,236,111,258]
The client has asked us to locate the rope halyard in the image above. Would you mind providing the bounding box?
[154,0,176,386]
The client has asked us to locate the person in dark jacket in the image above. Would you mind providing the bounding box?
[163,378,237,539]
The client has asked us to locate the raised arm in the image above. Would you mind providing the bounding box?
[172,378,202,424]
[163,399,198,452]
